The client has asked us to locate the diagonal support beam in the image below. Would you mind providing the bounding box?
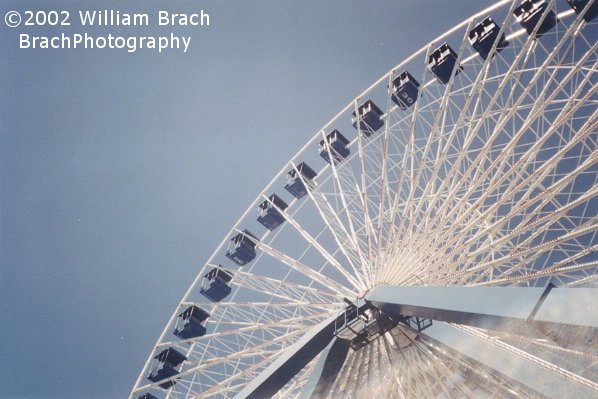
[234,314,339,399]
[300,337,351,399]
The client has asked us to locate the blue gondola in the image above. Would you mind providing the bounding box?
[513,0,557,37]
[468,17,509,60]
[284,162,317,199]
[226,230,258,266]
[257,194,288,230]
[391,71,420,109]
[567,0,598,22]
[200,267,233,302]
[428,43,463,84]
[320,130,350,165]
[138,394,159,399]
[173,305,209,339]
[352,100,384,137]
[155,347,186,367]
[147,347,187,389]
[147,363,179,389]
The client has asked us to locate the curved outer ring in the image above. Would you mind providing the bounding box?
[130,0,592,395]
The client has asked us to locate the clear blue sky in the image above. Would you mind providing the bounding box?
[1,1,497,397]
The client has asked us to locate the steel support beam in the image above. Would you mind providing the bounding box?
[299,337,351,399]
[367,285,598,331]
[234,314,338,399]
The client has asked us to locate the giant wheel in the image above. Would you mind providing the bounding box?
[131,1,598,398]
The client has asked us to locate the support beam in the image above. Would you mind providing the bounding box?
[300,338,351,399]
[367,285,598,332]
[234,314,338,399]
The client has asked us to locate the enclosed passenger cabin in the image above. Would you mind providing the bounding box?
[319,130,350,165]
[173,305,210,339]
[468,17,509,60]
[226,229,258,266]
[567,0,598,22]
[138,394,158,399]
[284,162,318,199]
[513,0,557,37]
[391,71,420,109]
[147,347,187,389]
[352,100,384,137]
[200,267,233,302]
[428,43,463,84]
[257,194,288,230]
[155,347,186,367]
[148,363,178,389]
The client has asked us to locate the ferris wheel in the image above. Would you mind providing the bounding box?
[131,0,598,398]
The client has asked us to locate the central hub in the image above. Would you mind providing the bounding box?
[334,300,397,349]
